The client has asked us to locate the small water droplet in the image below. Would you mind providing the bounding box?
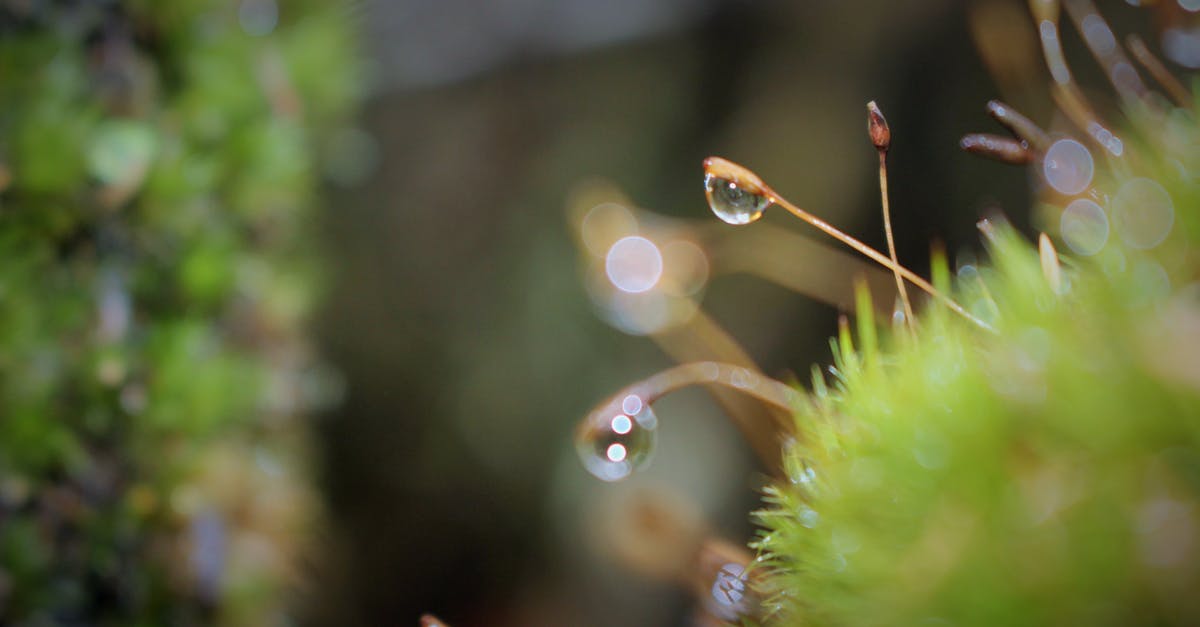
[1164,26,1200,68]
[1082,14,1117,55]
[892,297,908,328]
[729,367,753,389]
[1060,198,1109,256]
[704,174,771,225]
[798,505,820,528]
[576,399,658,481]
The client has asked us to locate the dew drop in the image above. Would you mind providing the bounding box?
[1060,198,1109,256]
[1082,14,1117,55]
[798,505,820,528]
[576,399,658,481]
[1043,138,1094,195]
[88,120,157,187]
[709,563,749,620]
[1164,26,1200,69]
[704,174,771,225]
[1113,178,1174,250]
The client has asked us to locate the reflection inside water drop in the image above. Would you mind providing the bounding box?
[576,397,658,481]
[704,175,772,225]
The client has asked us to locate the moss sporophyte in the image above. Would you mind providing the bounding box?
[570,2,1200,625]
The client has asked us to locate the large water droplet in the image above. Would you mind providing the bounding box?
[605,236,663,293]
[576,395,658,481]
[704,174,771,225]
[1043,138,1094,195]
[1113,177,1174,250]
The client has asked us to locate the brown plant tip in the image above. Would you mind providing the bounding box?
[960,133,1035,165]
[867,100,891,152]
[702,156,771,197]
[985,99,1050,150]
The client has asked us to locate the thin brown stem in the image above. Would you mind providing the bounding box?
[768,193,992,331]
[878,151,915,331]
[1127,34,1194,108]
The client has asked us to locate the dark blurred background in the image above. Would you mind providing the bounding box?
[311,1,1151,624]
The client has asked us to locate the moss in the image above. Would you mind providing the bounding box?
[754,90,1200,625]
[0,2,357,623]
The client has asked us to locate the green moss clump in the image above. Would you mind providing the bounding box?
[0,2,357,623]
[754,89,1200,626]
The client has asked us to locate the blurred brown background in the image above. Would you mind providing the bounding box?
[311,1,1149,624]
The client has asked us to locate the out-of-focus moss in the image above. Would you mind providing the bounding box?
[0,1,357,623]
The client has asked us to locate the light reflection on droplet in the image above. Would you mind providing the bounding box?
[1039,21,1072,84]
[1060,198,1109,256]
[709,563,748,620]
[1183,0,1200,11]
[1082,14,1116,55]
[704,175,772,225]
[605,236,663,294]
[621,394,643,416]
[1043,139,1094,195]
[576,403,658,482]
[892,297,908,329]
[1110,62,1141,98]
[798,505,819,528]
[1113,178,1174,250]
[1086,122,1123,157]
[581,202,638,256]
[1164,27,1200,68]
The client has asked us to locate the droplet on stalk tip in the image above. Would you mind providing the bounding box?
[703,157,774,225]
[576,394,659,481]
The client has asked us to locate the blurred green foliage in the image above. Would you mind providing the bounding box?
[0,1,356,623]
